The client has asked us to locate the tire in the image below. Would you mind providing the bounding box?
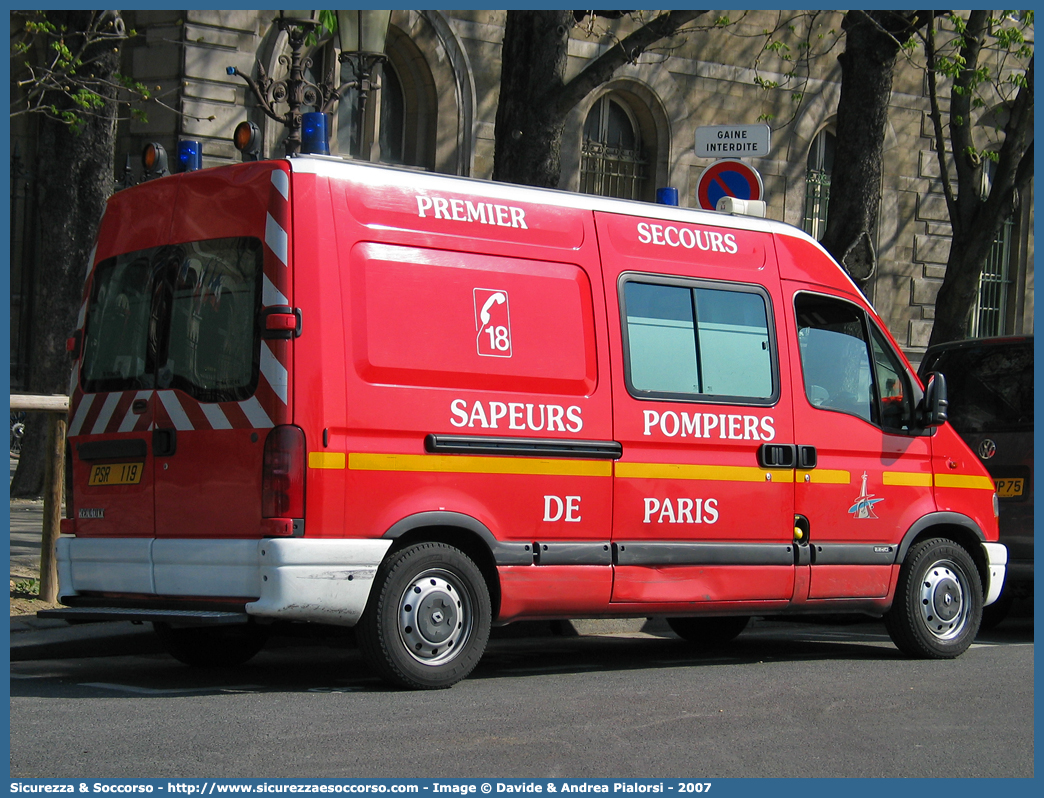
[884,538,982,659]
[357,542,491,690]
[978,588,1015,632]
[667,615,749,646]
[153,622,269,668]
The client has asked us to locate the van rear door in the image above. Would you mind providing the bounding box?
[71,163,294,547]
[70,249,161,540]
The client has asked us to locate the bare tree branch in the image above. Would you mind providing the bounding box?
[549,10,709,118]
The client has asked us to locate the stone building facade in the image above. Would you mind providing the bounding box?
[9,10,1033,384]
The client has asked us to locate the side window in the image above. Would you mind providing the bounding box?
[795,293,913,430]
[870,325,913,430]
[796,295,874,422]
[623,278,775,403]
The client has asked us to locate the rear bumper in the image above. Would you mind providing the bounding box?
[55,537,392,626]
[981,542,1008,606]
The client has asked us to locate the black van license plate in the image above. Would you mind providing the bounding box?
[995,477,1024,498]
[89,463,144,486]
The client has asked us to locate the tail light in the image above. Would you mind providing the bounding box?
[262,425,306,519]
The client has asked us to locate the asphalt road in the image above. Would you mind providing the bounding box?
[9,616,1034,779]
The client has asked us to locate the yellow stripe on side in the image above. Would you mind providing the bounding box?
[935,473,995,491]
[883,471,933,487]
[615,462,793,483]
[348,452,612,478]
[799,469,851,485]
[309,452,346,470]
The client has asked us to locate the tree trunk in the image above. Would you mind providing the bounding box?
[10,11,121,497]
[492,10,574,187]
[929,232,998,345]
[924,11,1034,348]
[821,11,928,283]
[492,10,707,189]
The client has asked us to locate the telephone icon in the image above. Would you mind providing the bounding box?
[480,292,506,325]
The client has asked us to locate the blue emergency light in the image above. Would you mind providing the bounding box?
[177,140,203,172]
[301,112,330,155]
[656,187,679,206]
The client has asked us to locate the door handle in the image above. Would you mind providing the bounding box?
[798,445,817,469]
[758,443,796,468]
[758,444,817,469]
[153,428,177,457]
[132,399,148,414]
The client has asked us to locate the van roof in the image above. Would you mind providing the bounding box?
[287,155,826,247]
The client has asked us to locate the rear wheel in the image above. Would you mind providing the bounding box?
[884,538,982,658]
[153,622,269,668]
[667,615,749,646]
[357,542,491,690]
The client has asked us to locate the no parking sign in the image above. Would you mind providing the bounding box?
[696,159,764,211]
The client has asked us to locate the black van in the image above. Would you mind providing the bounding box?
[919,336,1033,626]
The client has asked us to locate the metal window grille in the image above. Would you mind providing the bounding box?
[580,96,648,201]
[580,141,648,200]
[970,215,1014,337]
[802,170,831,240]
[802,130,835,241]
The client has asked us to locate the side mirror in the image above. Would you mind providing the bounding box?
[920,371,948,428]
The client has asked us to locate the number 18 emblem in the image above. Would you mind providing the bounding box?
[474,288,512,358]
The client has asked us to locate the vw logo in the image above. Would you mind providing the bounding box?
[977,439,997,460]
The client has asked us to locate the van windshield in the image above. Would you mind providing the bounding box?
[81,237,263,402]
[925,342,1033,433]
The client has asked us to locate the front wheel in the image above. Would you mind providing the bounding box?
[884,538,982,659]
[357,542,491,689]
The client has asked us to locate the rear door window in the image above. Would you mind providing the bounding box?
[81,251,157,392]
[81,237,263,402]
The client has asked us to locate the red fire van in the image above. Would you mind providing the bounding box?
[52,156,1006,688]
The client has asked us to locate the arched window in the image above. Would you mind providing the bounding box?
[313,29,432,168]
[580,95,649,200]
[260,14,456,172]
[802,129,835,240]
[332,59,406,163]
[377,63,406,164]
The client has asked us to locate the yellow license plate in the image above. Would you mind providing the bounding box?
[996,478,1024,498]
[89,462,144,486]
